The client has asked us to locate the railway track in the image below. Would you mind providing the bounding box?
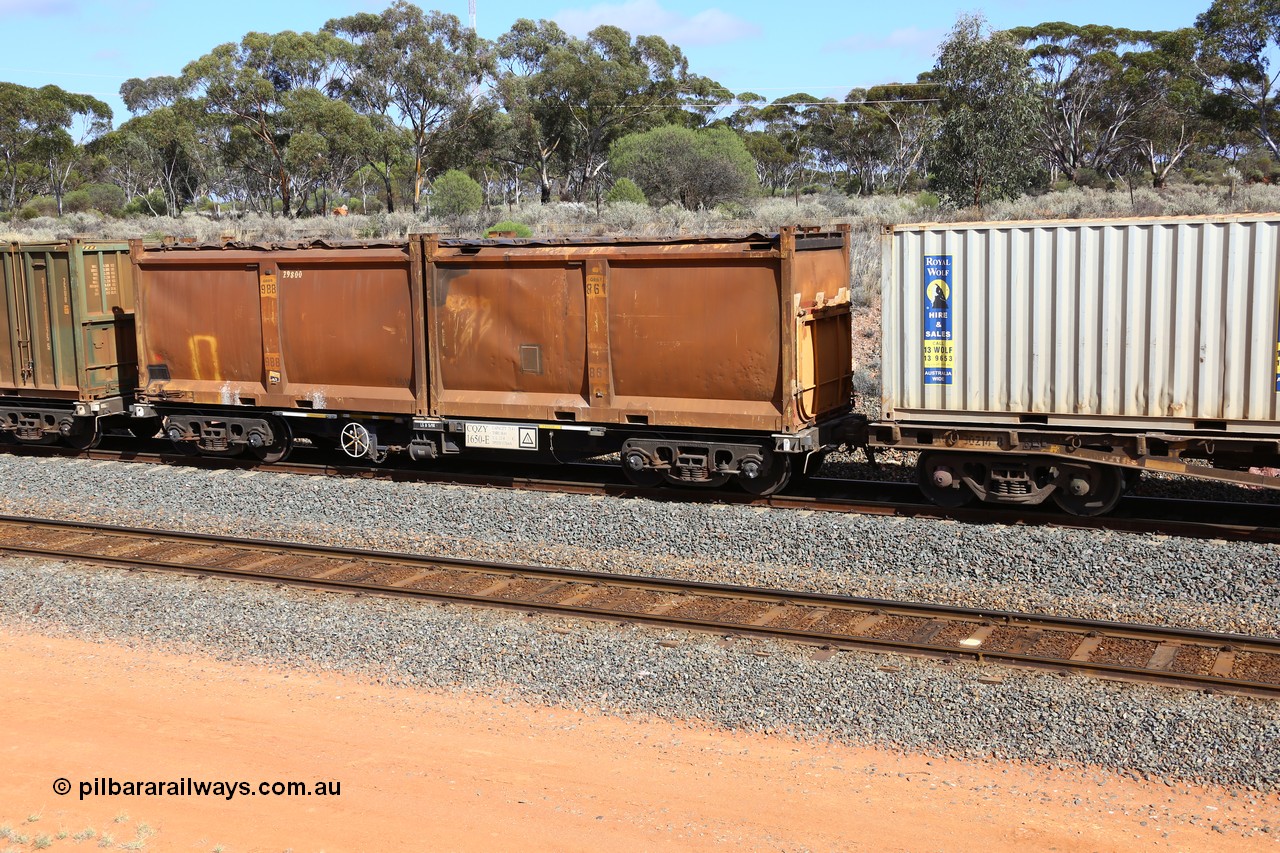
[2,514,1278,697]
[4,441,1280,545]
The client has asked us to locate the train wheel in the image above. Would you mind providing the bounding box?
[620,450,663,487]
[1052,464,1125,517]
[62,421,101,451]
[739,455,792,496]
[917,451,975,508]
[250,417,292,464]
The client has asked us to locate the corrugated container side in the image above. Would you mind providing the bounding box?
[0,241,136,401]
[882,216,1280,433]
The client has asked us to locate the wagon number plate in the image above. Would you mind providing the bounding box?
[465,423,538,451]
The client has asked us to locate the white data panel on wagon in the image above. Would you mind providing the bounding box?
[464,422,538,450]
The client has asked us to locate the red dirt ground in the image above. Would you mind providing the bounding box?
[0,627,1275,852]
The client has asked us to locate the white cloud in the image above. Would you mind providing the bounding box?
[554,0,760,46]
[826,26,945,56]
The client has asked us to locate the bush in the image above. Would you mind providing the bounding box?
[123,190,168,217]
[600,201,655,232]
[605,178,647,205]
[610,124,756,209]
[486,219,532,237]
[86,183,126,216]
[18,196,57,220]
[431,170,483,218]
[913,191,941,210]
[1071,167,1111,190]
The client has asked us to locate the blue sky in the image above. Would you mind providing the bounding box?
[0,0,1219,128]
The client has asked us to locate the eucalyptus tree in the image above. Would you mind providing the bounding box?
[854,83,941,193]
[0,82,111,215]
[1195,0,1280,160]
[545,25,729,203]
[1126,29,1212,186]
[495,18,575,203]
[928,14,1042,207]
[731,93,818,195]
[181,28,359,215]
[1011,22,1164,181]
[325,2,494,212]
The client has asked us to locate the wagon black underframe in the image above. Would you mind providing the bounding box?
[866,421,1280,491]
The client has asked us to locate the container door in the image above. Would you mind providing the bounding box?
[795,307,852,421]
[76,246,137,398]
[15,250,77,392]
[0,247,25,389]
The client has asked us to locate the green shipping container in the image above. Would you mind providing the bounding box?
[0,240,138,444]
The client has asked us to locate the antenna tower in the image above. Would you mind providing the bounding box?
[469,0,476,32]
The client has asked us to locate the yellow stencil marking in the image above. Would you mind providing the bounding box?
[188,335,221,381]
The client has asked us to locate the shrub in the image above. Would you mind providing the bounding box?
[1071,167,1113,190]
[76,183,125,216]
[913,191,941,210]
[18,196,57,220]
[486,219,532,237]
[123,189,168,217]
[605,178,647,205]
[431,170,483,218]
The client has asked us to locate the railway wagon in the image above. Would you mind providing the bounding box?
[873,213,1280,515]
[0,240,139,448]
[129,227,855,493]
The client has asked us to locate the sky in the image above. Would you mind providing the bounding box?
[0,0,1223,130]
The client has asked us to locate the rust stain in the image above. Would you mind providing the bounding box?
[442,291,495,355]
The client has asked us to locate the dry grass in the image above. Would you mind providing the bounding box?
[5,183,1279,245]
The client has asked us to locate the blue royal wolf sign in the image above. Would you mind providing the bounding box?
[923,254,953,385]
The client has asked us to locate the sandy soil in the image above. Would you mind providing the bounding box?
[0,627,1275,853]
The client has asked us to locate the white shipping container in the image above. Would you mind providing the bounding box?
[881,214,1280,435]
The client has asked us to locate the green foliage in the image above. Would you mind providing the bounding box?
[325,2,495,212]
[610,124,756,209]
[1196,0,1280,158]
[928,14,1042,207]
[0,81,111,216]
[17,196,55,219]
[486,219,532,237]
[432,169,483,217]
[122,189,169,217]
[495,19,730,204]
[913,191,941,210]
[64,183,125,215]
[605,178,647,205]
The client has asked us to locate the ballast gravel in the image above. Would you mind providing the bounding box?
[0,455,1276,635]
[0,454,1278,798]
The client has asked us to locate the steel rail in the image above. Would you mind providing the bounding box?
[1,514,1278,697]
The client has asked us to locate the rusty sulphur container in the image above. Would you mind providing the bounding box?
[423,226,853,433]
[0,239,137,406]
[881,214,1280,434]
[130,239,422,414]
